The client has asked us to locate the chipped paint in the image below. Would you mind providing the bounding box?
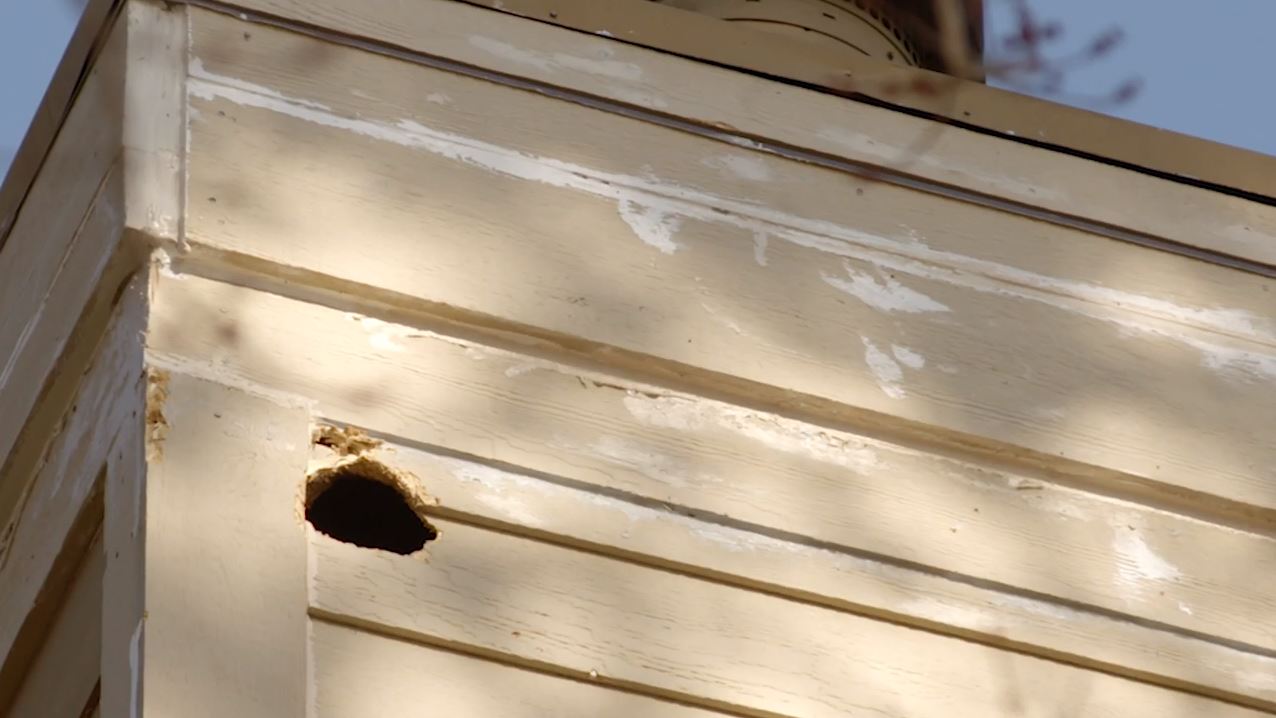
[1114,530,1181,586]
[862,338,906,399]
[425,91,452,105]
[823,263,949,313]
[474,491,545,528]
[188,66,1276,380]
[621,393,880,472]
[618,199,681,254]
[892,345,925,370]
[752,230,769,266]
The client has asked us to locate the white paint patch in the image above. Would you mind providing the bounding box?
[469,35,644,81]
[187,68,1276,379]
[1114,530,1181,586]
[190,58,331,111]
[891,345,925,369]
[622,393,881,473]
[503,362,541,378]
[862,337,906,399]
[752,231,769,266]
[905,596,1000,631]
[425,91,452,105]
[993,593,1084,621]
[701,303,748,336]
[703,154,773,182]
[618,200,681,254]
[823,263,950,313]
[475,491,545,527]
[357,316,426,353]
[588,435,695,488]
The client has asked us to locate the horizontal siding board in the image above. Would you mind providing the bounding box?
[310,520,1269,718]
[188,2,1276,269]
[150,274,1276,682]
[327,439,1276,709]
[184,13,1276,523]
[312,619,734,718]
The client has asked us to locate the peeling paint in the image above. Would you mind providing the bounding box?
[618,199,681,254]
[1114,530,1181,587]
[621,393,880,472]
[187,67,1276,379]
[752,230,769,266]
[823,263,950,314]
[892,345,925,370]
[862,338,906,399]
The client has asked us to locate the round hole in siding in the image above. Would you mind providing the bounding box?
[306,456,438,555]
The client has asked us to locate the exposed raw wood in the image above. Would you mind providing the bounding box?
[0,0,119,249]
[182,21,1276,525]
[311,521,1270,718]
[313,619,737,718]
[333,440,1276,710]
[453,0,1276,204]
[187,3,1276,271]
[0,167,124,502]
[148,275,1276,678]
[124,0,187,240]
[8,535,104,718]
[0,274,144,711]
[135,371,310,718]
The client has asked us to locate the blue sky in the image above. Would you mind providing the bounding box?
[2,0,1274,181]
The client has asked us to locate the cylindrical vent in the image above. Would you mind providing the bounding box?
[653,0,983,78]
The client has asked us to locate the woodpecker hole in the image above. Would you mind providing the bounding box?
[306,456,438,555]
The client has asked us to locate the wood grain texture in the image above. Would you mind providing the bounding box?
[136,371,310,718]
[99,274,148,718]
[0,167,124,510]
[312,619,735,718]
[0,9,125,468]
[8,535,104,718]
[124,0,187,240]
[336,440,1276,710]
[311,520,1270,718]
[0,274,145,703]
[187,2,1276,269]
[183,17,1276,522]
[453,0,1276,204]
[0,0,119,249]
[150,274,1276,698]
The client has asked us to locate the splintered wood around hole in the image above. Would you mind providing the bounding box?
[306,456,438,555]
